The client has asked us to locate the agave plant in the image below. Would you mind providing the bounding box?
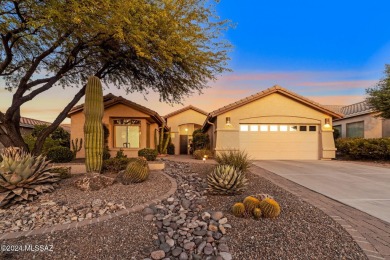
[0,147,61,208]
[207,165,248,195]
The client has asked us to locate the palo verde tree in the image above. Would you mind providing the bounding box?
[366,64,390,119]
[0,0,231,154]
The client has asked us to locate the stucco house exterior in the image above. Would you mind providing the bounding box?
[329,101,390,138]
[164,106,207,155]
[202,86,343,160]
[68,94,165,158]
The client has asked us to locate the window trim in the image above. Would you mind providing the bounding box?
[346,121,364,138]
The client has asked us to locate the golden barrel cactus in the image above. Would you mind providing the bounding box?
[232,202,245,217]
[259,198,281,218]
[253,208,262,219]
[243,196,260,213]
[120,157,149,184]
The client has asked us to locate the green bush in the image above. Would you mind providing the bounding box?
[215,150,251,172]
[192,129,210,150]
[115,149,127,159]
[335,138,390,160]
[50,167,72,179]
[138,148,158,161]
[46,146,73,163]
[102,157,135,173]
[103,148,111,160]
[167,143,175,155]
[24,134,61,155]
[193,149,213,160]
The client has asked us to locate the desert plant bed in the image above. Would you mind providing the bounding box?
[0,162,366,259]
[0,171,171,235]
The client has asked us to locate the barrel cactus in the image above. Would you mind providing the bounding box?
[84,76,104,174]
[120,157,149,184]
[207,165,248,195]
[253,208,262,219]
[259,198,281,218]
[232,202,245,217]
[243,196,260,213]
[0,147,61,208]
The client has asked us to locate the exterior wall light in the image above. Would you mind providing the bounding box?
[203,154,208,162]
[226,117,231,126]
[324,118,331,128]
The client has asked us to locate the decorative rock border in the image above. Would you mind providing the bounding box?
[0,171,177,241]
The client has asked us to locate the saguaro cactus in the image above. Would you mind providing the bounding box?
[71,138,83,159]
[84,76,104,173]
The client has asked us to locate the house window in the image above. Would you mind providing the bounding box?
[114,119,141,148]
[346,121,364,138]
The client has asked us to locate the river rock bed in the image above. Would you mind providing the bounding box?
[143,161,232,260]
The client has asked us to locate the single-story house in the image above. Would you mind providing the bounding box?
[328,101,390,138]
[164,106,208,155]
[203,85,343,160]
[68,94,165,158]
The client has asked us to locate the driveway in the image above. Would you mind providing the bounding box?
[252,160,390,223]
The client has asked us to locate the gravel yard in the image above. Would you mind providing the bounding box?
[0,170,171,234]
[0,161,367,259]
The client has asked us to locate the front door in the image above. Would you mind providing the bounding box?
[180,135,188,154]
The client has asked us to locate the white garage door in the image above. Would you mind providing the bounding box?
[239,124,319,160]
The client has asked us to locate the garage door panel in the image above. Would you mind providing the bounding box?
[239,125,319,160]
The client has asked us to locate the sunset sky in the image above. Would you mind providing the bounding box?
[1,0,390,124]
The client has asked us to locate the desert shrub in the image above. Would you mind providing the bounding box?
[138,148,158,161]
[193,149,213,160]
[32,124,70,148]
[192,129,210,150]
[102,157,135,173]
[50,167,72,179]
[115,148,127,158]
[103,148,111,160]
[167,143,175,155]
[46,146,73,163]
[335,138,390,160]
[333,128,340,139]
[215,150,251,172]
[24,134,61,155]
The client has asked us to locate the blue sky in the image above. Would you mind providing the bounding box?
[1,0,390,123]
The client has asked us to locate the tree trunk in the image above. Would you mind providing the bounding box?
[0,110,29,151]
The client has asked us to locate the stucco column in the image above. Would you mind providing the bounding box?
[321,129,336,159]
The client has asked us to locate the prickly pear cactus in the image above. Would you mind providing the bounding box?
[84,76,104,174]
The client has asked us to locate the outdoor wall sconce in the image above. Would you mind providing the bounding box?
[203,154,208,162]
[226,117,231,126]
[324,118,330,128]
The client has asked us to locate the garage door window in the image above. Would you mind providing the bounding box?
[290,126,298,131]
[270,125,278,131]
[260,125,268,131]
[309,126,316,131]
[299,126,307,131]
[250,125,259,131]
[240,125,249,131]
[280,125,288,131]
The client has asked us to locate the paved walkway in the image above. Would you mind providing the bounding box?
[253,160,390,223]
[250,165,390,260]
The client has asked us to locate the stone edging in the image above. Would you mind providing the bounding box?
[0,171,177,241]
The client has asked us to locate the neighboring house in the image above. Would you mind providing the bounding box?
[203,86,343,160]
[68,94,165,158]
[329,101,390,138]
[164,106,208,155]
[0,117,52,149]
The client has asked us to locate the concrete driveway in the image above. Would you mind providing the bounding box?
[253,160,390,223]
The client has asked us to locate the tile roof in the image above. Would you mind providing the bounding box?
[164,105,208,119]
[68,93,165,126]
[19,117,51,128]
[336,101,372,119]
[208,85,343,118]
